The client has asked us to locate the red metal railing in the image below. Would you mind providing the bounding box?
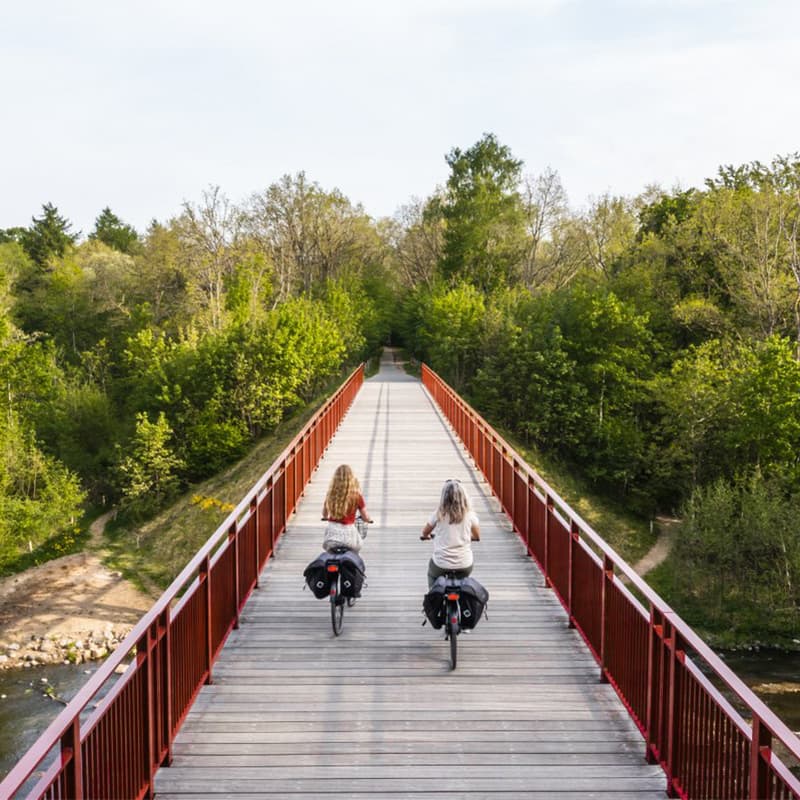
[422,364,800,800]
[0,364,365,800]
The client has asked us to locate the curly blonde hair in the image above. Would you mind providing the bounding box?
[437,479,470,524]
[325,464,361,520]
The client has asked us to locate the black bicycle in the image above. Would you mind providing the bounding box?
[321,513,370,636]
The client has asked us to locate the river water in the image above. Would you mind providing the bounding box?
[0,662,104,784]
[1,653,799,783]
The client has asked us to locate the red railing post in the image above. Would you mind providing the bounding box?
[200,555,213,685]
[525,474,533,554]
[161,606,173,767]
[60,718,83,799]
[599,553,614,683]
[498,447,505,511]
[645,604,662,765]
[567,520,579,629]
[265,477,274,557]
[228,522,240,627]
[750,715,772,800]
[543,494,553,587]
[138,625,155,797]
[251,495,260,588]
[510,458,517,523]
[664,620,685,798]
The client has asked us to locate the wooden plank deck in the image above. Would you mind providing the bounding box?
[155,352,666,798]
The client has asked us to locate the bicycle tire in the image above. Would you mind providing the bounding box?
[447,604,458,670]
[331,577,344,636]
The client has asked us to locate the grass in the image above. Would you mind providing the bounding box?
[102,373,360,596]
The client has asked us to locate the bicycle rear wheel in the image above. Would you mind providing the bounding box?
[331,593,344,636]
[330,573,344,636]
[447,606,458,670]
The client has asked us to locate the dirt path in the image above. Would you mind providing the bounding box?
[633,516,680,577]
[0,511,155,649]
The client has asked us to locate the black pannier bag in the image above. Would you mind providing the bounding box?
[303,553,333,599]
[422,576,448,629]
[303,550,366,599]
[458,577,489,629]
[337,550,366,598]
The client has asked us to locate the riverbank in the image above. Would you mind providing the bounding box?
[0,539,154,670]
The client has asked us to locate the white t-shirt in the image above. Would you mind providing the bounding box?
[429,510,478,570]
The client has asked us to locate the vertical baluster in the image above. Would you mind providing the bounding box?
[251,495,260,587]
[61,718,83,799]
[228,522,240,627]
[749,715,771,800]
[599,553,614,683]
[567,520,579,629]
[200,555,213,685]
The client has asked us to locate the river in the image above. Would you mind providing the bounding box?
[0,662,105,785]
[1,653,799,784]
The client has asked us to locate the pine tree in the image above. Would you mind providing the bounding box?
[20,203,78,266]
[89,207,139,253]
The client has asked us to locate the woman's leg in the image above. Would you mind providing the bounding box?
[427,559,446,589]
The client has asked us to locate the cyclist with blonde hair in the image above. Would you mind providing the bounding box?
[420,478,480,588]
[322,464,373,554]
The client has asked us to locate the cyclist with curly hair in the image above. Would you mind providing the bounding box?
[322,464,373,554]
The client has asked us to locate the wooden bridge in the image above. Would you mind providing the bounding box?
[3,350,800,799]
[155,352,664,798]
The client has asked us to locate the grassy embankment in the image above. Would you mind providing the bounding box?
[103,359,379,596]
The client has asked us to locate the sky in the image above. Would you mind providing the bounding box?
[2,0,799,236]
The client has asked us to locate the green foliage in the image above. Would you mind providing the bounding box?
[19,203,78,266]
[0,414,85,571]
[33,379,119,501]
[412,282,486,389]
[89,207,140,254]
[654,336,800,501]
[666,472,800,642]
[438,133,526,291]
[116,412,185,520]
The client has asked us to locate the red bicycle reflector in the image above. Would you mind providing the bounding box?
[327,565,339,572]
[447,593,459,600]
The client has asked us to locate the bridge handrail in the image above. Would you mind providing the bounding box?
[0,364,365,800]
[422,363,800,800]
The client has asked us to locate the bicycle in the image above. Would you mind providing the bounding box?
[421,536,486,670]
[321,513,371,636]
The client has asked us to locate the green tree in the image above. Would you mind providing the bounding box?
[438,133,526,291]
[89,207,140,254]
[415,282,486,389]
[0,413,85,569]
[672,472,800,638]
[19,203,78,266]
[116,412,185,519]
